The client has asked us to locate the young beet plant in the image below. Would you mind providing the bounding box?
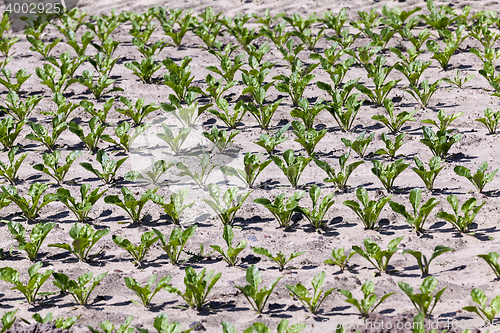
[341,131,375,158]
[33,150,82,184]
[26,114,68,151]
[156,124,191,154]
[0,91,42,121]
[252,247,305,271]
[324,247,356,272]
[371,158,410,192]
[203,184,251,226]
[374,133,406,159]
[403,245,454,276]
[210,225,246,266]
[254,123,289,155]
[352,236,403,274]
[102,121,150,152]
[339,280,395,318]
[476,108,500,134]
[372,99,416,133]
[291,120,327,156]
[69,117,107,153]
[0,262,53,305]
[454,161,498,193]
[125,274,172,307]
[52,271,108,305]
[116,96,159,126]
[0,117,26,150]
[153,225,197,265]
[7,221,55,261]
[314,152,364,190]
[389,188,440,234]
[296,185,335,230]
[125,159,175,185]
[48,223,109,262]
[235,265,282,314]
[412,156,444,191]
[477,252,500,279]
[104,187,158,223]
[343,187,392,230]
[271,149,314,189]
[463,288,500,325]
[436,194,485,233]
[221,152,272,189]
[255,191,304,229]
[152,187,194,225]
[112,231,158,265]
[398,276,447,318]
[165,266,221,311]
[0,147,27,184]
[1,183,56,222]
[80,150,128,184]
[285,271,335,314]
[78,70,124,100]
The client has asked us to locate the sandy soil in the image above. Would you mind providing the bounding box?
[1,0,500,332]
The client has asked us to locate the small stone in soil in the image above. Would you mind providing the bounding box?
[247,234,258,241]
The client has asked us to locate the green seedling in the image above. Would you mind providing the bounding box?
[125,274,172,307]
[398,276,447,318]
[125,56,163,83]
[477,252,500,279]
[134,313,192,333]
[426,39,459,71]
[285,271,335,314]
[206,43,245,83]
[124,159,175,185]
[35,60,80,94]
[403,245,454,276]
[394,59,432,87]
[339,280,395,318]
[0,310,17,333]
[153,225,197,265]
[371,158,410,192]
[423,109,463,132]
[66,30,94,56]
[1,183,56,221]
[104,187,158,223]
[92,37,121,58]
[48,222,109,261]
[112,231,158,265]
[443,70,474,88]
[253,123,289,155]
[33,150,82,184]
[160,100,211,128]
[80,98,114,124]
[344,187,392,229]
[176,153,217,187]
[87,315,134,333]
[202,126,240,153]
[420,127,461,159]
[116,97,159,126]
[0,147,27,184]
[0,91,42,121]
[0,68,31,94]
[89,52,119,77]
[27,36,61,57]
[242,99,284,131]
[290,98,325,131]
[54,9,87,40]
[273,58,318,106]
[324,247,356,272]
[436,194,485,233]
[207,98,246,130]
[296,184,335,230]
[221,152,272,188]
[102,121,150,152]
[161,10,195,47]
[454,161,498,193]
[463,288,500,324]
[85,14,121,43]
[163,56,204,104]
[363,26,396,49]
[252,247,305,271]
[471,47,500,66]
[389,188,440,233]
[355,74,400,107]
[285,13,325,50]
[0,262,53,304]
[412,156,444,191]
[0,116,26,150]
[254,191,304,229]
[478,61,500,95]
[78,70,124,100]
[194,8,223,49]
[25,113,68,151]
[375,133,406,159]
[311,40,344,76]
[381,5,421,33]
[341,131,375,158]
[352,236,403,273]
[30,312,80,329]
[53,271,108,305]
[476,108,500,134]
[291,120,327,156]
[80,150,128,184]
[42,93,80,122]
[205,75,238,102]
[328,27,360,50]
[325,92,364,132]
[69,117,107,153]
[0,36,19,58]
[7,221,55,261]
[271,149,314,189]
[372,99,416,133]
[165,266,221,310]
[210,225,246,266]
[132,38,166,59]
[203,183,251,226]
[235,265,282,314]
[404,79,442,108]
[151,187,194,225]
[278,38,305,67]
[322,8,349,37]
[156,124,191,154]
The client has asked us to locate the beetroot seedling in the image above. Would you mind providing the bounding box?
[324,247,356,272]
[210,225,246,266]
[153,225,197,265]
[125,274,172,307]
[389,188,440,233]
[344,187,392,229]
[286,271,335,314]
[112,231,158,265]
[314,152,364,190]
[33,150,82,184]
[398,275,447,318]
[454,161,498,193]
[7,221,55,261]
[0,147,27,184]
[352,236,403,273]
[403,245,454,276]
[235,265,282,314]
[339,279,395,318]
[104,187,158,223]
[0,262,53,305]
[254,191,304,229]
[436,194,485,233]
